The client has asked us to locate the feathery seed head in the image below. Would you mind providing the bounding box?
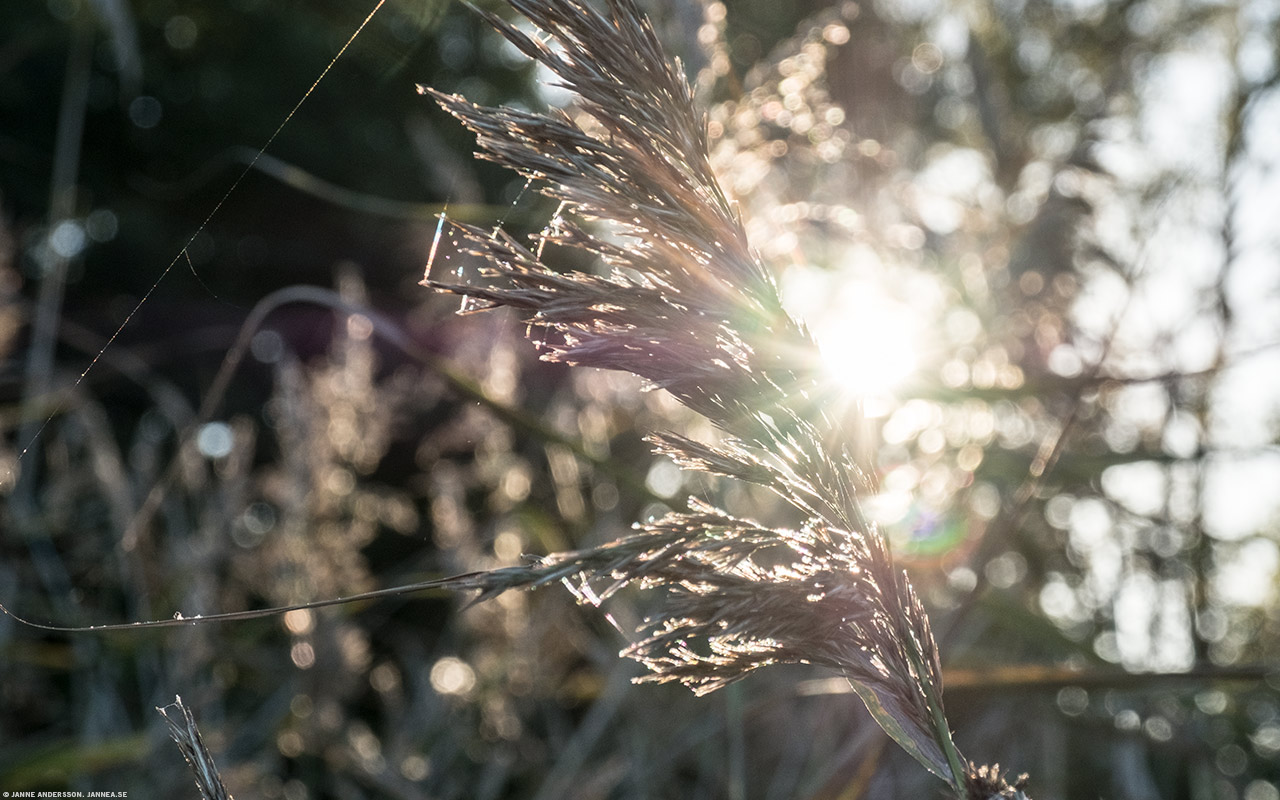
[421,1,1029,795]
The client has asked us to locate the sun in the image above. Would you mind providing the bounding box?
[816,303,920,397]
[781,265,924,412]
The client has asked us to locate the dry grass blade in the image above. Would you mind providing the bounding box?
[420,1,1031,796]
[156,696,233,800]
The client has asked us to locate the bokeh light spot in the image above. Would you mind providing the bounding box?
[196,421,233,459]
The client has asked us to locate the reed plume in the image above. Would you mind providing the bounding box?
[419,1,1029,796]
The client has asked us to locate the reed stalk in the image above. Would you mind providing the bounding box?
[420,1,1031,796]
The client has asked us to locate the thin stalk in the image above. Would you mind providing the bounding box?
[11,5,94,623]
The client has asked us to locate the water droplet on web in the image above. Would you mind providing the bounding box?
[536,201,570,261]
[424,213,483,313]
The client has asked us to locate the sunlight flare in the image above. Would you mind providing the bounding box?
[782,266,923,410]
[816,305,919,398]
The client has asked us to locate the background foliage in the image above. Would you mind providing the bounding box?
[1,0,1278,798]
